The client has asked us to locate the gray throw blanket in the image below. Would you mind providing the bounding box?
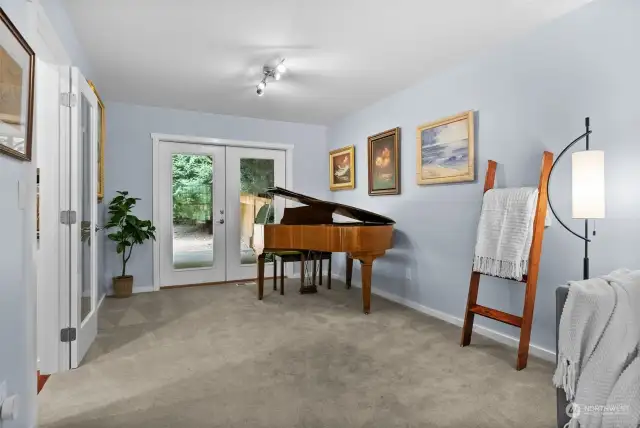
[602,354,640,428]
[554,269,640,428]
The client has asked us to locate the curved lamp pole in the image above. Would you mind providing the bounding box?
[546,117,605,280]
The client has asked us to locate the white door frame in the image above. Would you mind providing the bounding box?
[151,133,294,291]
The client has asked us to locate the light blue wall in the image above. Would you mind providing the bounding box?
[40,0,93,77]
[104,102,327,292]
[0,2,38,427]
[327,0,640,353]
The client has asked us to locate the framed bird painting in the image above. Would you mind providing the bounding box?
[368,127,400,195]
[329,145,355,191]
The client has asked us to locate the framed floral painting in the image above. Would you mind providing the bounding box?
[368,128,400,195]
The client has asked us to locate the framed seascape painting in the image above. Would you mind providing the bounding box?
[416,111,475,185]
[0,8,35,161]
[368,127,400,195]
[329,145,355,191]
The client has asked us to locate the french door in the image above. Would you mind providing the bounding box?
[68,67,99,368]
[158,142,227,286]
[156,142,286,287]
[225,147,285,281]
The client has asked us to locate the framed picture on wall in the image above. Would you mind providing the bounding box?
[88,80,105,201]
[416,111,475,185]
[0,8,35,162]
[329,145,355,191]
[368,127,400,195]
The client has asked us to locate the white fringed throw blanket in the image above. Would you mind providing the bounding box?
[472,187,538,280]
[603,355,640,428]
[554,269,640,428]
[553,277,615,403]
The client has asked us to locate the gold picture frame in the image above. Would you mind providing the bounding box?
[0,8,35,162]
[329,145,355,191]
[87,80,105,201]
[416,111,475,185]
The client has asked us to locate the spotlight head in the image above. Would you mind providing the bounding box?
[276,63,287,73]
[256,87,264,96]
[257,81,266,90]
[274,71,281,81]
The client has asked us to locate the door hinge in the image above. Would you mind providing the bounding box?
[60,92,77,107]
[60,210,77,225]
[60,328,77,343]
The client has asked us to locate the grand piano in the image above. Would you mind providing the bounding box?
[252,187,395,314]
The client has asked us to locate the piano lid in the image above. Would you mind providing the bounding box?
[265,187,395,224]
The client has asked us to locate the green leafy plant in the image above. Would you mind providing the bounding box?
[105,191,156,277]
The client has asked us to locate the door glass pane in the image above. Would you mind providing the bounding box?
[240,158,275,265]
[80,94,93,322]
[172,154,214,269]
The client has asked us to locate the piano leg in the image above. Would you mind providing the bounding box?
[258,253,265,300]
[360,260,372,315]
[327,255,332,290]
[346,255,353,289]
[352,253,384,314]
[299,252,305,293]
[312,252,318,286]
[280,257,285,296]
[273,254,277,291]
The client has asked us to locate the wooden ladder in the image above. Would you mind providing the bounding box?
[460,151,554,370]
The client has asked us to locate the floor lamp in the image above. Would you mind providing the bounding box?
[547,117,605,280]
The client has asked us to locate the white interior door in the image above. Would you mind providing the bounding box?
[35,59,63,374]
[225,147,286,281]
[69,67,98,368]
[158,142,226,286]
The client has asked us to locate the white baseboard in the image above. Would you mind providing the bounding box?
[133,285,155,294]
[107,284,155,297]
[331,274,555,363]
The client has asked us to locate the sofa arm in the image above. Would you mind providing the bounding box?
[556,286,570,428]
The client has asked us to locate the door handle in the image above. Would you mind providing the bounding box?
[217,219,225,225]
[81,221,92,242]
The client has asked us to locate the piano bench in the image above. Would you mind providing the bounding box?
[271,251,332,294]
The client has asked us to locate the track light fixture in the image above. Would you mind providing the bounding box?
[256,59,286,96]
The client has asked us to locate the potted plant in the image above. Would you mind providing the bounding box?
[105,191,156,298]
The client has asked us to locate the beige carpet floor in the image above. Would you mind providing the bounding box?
[38,279,556,427]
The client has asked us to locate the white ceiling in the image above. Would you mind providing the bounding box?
[62,0,592,125]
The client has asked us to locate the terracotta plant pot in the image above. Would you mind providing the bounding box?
[112,275,134,298]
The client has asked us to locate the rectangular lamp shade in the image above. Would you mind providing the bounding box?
[572,150,605,219]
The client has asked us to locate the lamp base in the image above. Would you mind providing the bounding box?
[583,257,589,280]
